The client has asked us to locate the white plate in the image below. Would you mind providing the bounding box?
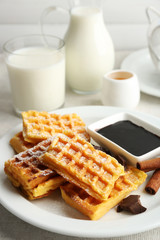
[0,106,160,238]
[121,48,160,98]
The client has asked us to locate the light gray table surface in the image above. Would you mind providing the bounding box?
[0,51,160,240]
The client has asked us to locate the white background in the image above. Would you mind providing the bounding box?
[0,0,160,51]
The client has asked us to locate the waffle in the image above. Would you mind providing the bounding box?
[22,110,90,144]
[40,131,124,201]
[10,132,35,153]
[5,137,65,200]
[60,166,147,220]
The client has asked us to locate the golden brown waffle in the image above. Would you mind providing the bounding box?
[60,166,147,220]
[10,132,35,153]
[22,110,90,144]
[40,131,124,201]
[5,137,65,200]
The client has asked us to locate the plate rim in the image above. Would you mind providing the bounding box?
[1,105,160,238]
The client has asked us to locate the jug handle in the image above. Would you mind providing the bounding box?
[146,6,160,62]
[146,6,160,24]
[40,6,70,37]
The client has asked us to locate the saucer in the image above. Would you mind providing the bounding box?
[121,48,160,98]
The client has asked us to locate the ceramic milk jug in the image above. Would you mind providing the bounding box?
[146,6,160,71]
[41,0,115,94]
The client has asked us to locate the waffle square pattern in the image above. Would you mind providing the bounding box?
[5,138,65,200]
[41,131,125,201]
[22,110,90,144]
[60,166,147,220]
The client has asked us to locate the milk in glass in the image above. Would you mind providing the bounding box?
[6,47,65,112]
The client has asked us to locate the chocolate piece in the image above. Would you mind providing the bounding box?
[117,195,146,214]
[116,154,127,168]
[92,144,111,155]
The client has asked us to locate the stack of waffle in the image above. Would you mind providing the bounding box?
[4,110,147,220]
[60,166,146,220]
[5,138,65,200]
[5,110,89,200]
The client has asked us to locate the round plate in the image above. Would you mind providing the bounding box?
[0,106,160,238]
[121,48,160,97]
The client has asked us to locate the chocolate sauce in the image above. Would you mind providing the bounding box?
[97,120,160,156]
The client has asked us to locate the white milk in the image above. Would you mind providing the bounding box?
[6,47,65,112]
[65,7,114,93]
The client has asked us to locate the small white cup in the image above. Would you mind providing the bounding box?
[101,69,140,108]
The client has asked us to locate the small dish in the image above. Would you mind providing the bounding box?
[87,112,160,165]
[102,69,140,108]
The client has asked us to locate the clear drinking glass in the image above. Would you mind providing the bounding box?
[3,34,65,116]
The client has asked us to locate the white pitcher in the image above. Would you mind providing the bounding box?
[146,6,160,71]
[41,0,115,94]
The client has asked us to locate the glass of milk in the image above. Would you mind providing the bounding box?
[3,34,65,115]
